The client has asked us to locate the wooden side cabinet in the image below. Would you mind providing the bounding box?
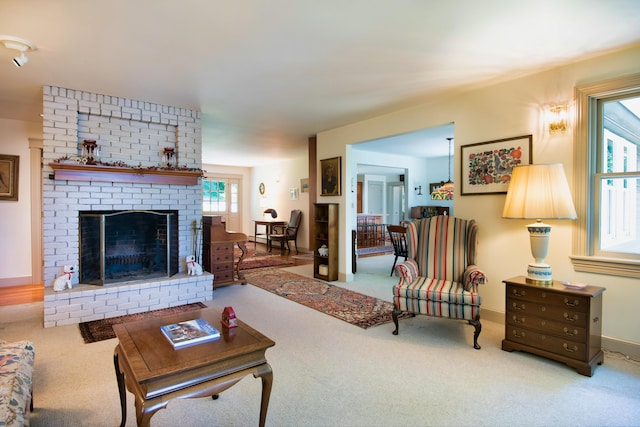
[202,216,248,289]
[313,203,338,281]
[502,276,605,376]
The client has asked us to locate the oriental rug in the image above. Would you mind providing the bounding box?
[242,268,408,329]
[78,302,207,343]
[239,255,294,270]
[356,245,394,256]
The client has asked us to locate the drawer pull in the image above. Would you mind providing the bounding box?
[512,315,524,324]
[563,343,578,353]
[512,330,525,339]
[512,289,526,297]
[563,313,579,322]
[512,302,526,310]
[563,327,578,336]
[564,298,580,307]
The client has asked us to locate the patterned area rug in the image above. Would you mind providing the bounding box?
[78,302,207,343]
[242,268,407,329]
[239,255,294,270]
[357,245,394,256]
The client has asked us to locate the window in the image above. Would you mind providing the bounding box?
[572,73,640,278]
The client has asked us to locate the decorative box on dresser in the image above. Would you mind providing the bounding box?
[202,216,248,289]
[313,203,338,281]
[502,276,605,377]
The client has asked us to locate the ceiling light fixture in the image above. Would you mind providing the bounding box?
[431,137,454,200]
[0,35,37,67]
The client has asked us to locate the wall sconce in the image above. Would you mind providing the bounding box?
[414,185,423,195]
[547,104,569,133]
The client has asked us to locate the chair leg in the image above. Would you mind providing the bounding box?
[468,314,482,350]
[390,255,399,276]
[392,307,401,335]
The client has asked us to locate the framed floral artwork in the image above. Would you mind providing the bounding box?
[460,135,532,195]
[0,154,19,201]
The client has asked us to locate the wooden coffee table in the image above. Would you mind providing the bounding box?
[113,307,275,427]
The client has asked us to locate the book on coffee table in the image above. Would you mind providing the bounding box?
[160,318,221,348]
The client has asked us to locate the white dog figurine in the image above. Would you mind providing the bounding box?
[53,265,76,291]
[186,255,203,276]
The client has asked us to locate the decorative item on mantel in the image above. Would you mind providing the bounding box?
[81,139,99,165]
[162,147,175,168]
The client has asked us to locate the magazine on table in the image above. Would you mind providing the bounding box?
[160,318,221,348]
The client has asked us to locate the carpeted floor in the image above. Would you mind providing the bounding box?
[242,267,409,328]
[78,302,207,343]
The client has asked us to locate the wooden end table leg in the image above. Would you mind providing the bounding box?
[113,346,127,427]
[254,363,273,427]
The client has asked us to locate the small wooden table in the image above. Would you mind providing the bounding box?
[253,220,286,250]
[113,307,275,427]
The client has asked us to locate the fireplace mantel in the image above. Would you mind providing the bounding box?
[49,163,202,185]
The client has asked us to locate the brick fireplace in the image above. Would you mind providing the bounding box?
[41,86,213,327]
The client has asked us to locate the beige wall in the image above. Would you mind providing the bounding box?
[0,118,41,285]
[317,44,640,344]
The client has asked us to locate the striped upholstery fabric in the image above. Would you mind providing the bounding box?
[393,215,484,321]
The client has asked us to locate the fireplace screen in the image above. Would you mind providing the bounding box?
[79,210,178,285]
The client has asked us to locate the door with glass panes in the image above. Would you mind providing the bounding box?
[202,176,242,232]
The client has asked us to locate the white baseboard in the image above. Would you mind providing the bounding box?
[482,308,640,361]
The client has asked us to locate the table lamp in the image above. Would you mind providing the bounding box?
[502,163,577,285]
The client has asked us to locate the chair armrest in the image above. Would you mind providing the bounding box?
[395,259,419,282]
[463,264,486,292]
[271,224,286,234]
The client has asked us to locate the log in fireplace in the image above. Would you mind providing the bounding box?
[79,210,179,285]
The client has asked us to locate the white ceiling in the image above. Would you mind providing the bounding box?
[1,1,640,166]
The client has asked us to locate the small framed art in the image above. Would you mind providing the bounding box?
[300,178,309,193]
[0,154,19,201]
[460,135,532,195]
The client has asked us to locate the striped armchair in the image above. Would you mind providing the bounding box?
[392,215,486,349]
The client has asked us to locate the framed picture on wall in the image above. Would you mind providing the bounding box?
[460,135,532,195]
[320,156,341,196]
[0,154,19,201]
[300,178,309,193]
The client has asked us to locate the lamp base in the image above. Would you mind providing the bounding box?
[526,263,553,286]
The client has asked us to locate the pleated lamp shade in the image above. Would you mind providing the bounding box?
[502,164,577,220]
[502,163,577,284]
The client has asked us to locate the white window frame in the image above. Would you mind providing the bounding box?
[571,73,640,278]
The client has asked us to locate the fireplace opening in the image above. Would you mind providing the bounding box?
[79,210,179,285]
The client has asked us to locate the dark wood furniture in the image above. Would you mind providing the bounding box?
[356,214,386,248]
[410,206,449,219]
[202,216,248,289]
[269,209,302,253]
[502,276,605,376]
[253,219,286,246]
[113,306,275,427]
[313,203,338,281]
[386,225,408,276]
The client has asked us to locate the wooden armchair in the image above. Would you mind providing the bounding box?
[269,209,302,253]
[392,215,486,349]
[387,225,408,276]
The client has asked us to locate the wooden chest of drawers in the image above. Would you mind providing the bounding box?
[502,276,605,376]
